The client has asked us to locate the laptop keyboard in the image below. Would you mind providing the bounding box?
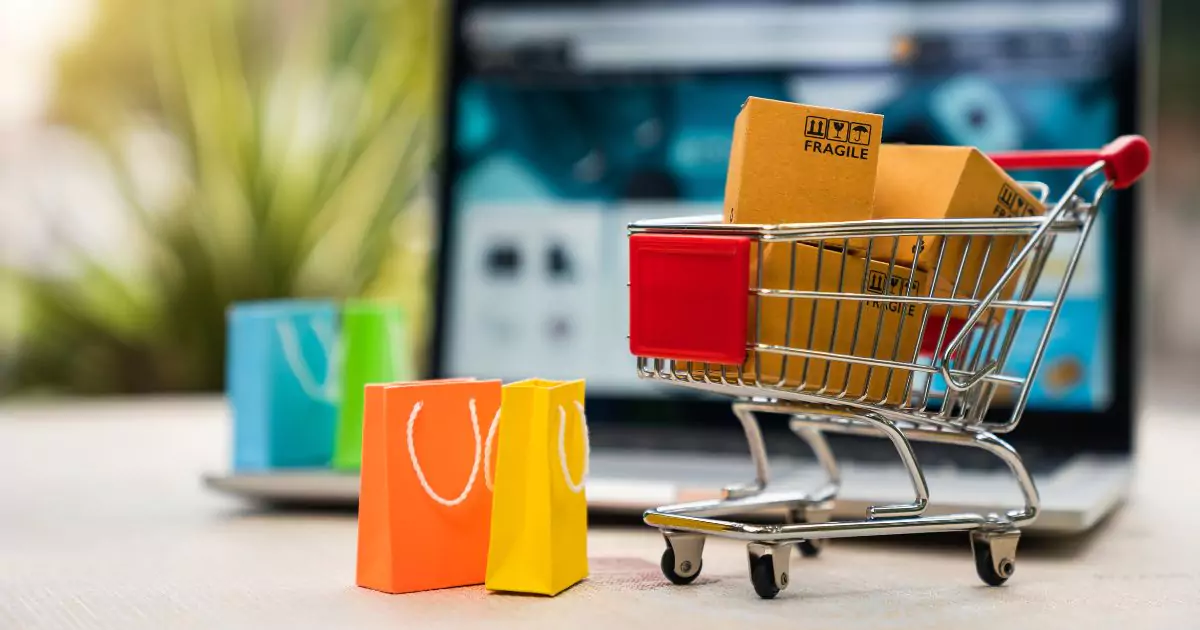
[591,427,1070,476]
[826,436,1070,476]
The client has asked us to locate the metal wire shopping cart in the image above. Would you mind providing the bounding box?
[626,136,1151,599]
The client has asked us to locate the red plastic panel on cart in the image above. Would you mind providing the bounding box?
[629,233,750,364]
[920,314,968,356]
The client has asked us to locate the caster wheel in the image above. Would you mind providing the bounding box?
[661,547,702,585]
[749,554,782,599]
[747,543,791,599]
[798,539,823,558]
[971,531,1018,587]
[660,534,704,585]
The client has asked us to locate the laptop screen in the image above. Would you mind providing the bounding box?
[441,0,1127,413]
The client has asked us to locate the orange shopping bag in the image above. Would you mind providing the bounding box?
[356,378,501,594]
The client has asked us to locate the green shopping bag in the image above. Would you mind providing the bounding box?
[332,301,411,470]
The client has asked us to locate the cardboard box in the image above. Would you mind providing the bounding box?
[867,144,1045,318]
[687,242,928,406]
[724,97,883,226]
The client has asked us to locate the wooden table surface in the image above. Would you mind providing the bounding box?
[1,394,1198,629]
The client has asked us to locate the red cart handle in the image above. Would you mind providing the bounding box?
[988,134,1151,190]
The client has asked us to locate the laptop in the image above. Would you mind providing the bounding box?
[207,0,1150,534]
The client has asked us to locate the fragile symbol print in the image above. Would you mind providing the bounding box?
[994,183,1038,217]
[803,115,872,160]
[806,116,828,138]
[828,120,848,142]
[866,270,920,297]
[865,270,921,317]
[867,270,887,295]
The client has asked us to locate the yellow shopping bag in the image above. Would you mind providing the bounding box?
[485,379,589,596]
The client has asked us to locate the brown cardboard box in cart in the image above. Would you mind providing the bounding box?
[866,145,1045,318]
[724,97,883,226]
[686,242,928,406]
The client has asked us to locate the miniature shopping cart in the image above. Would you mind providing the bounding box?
[627,136,1151,599]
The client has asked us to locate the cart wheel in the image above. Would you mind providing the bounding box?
[660,533,705,585]
[797,539,823,558]
[660,547,702,585]
[747,543,791,599]
[970,530,1019,587]
[749,554,781,599]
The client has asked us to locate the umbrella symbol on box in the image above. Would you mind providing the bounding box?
[849,123,872,145]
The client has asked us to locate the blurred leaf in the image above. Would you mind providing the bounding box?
[8,0,441,394]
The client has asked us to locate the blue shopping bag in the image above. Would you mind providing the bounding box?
[226,300,340,471]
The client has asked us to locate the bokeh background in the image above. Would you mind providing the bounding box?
[0,0,1195,396]
[0,0,440,394]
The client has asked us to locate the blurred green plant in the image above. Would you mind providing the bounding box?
[5,0,441,394]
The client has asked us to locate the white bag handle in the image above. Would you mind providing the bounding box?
[407,398,500,507]
[484,404,500,492]
[276,318,339,403]
[557,400,590,494]
[277,309,407,404]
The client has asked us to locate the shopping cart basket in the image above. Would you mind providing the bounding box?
[627,135,1151,598]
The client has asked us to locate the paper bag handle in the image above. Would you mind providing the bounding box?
[407,398,500,507]
[483,402,500,492]
[278,311,407,404]
[276,319,339,403]
[557,401,590,494]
